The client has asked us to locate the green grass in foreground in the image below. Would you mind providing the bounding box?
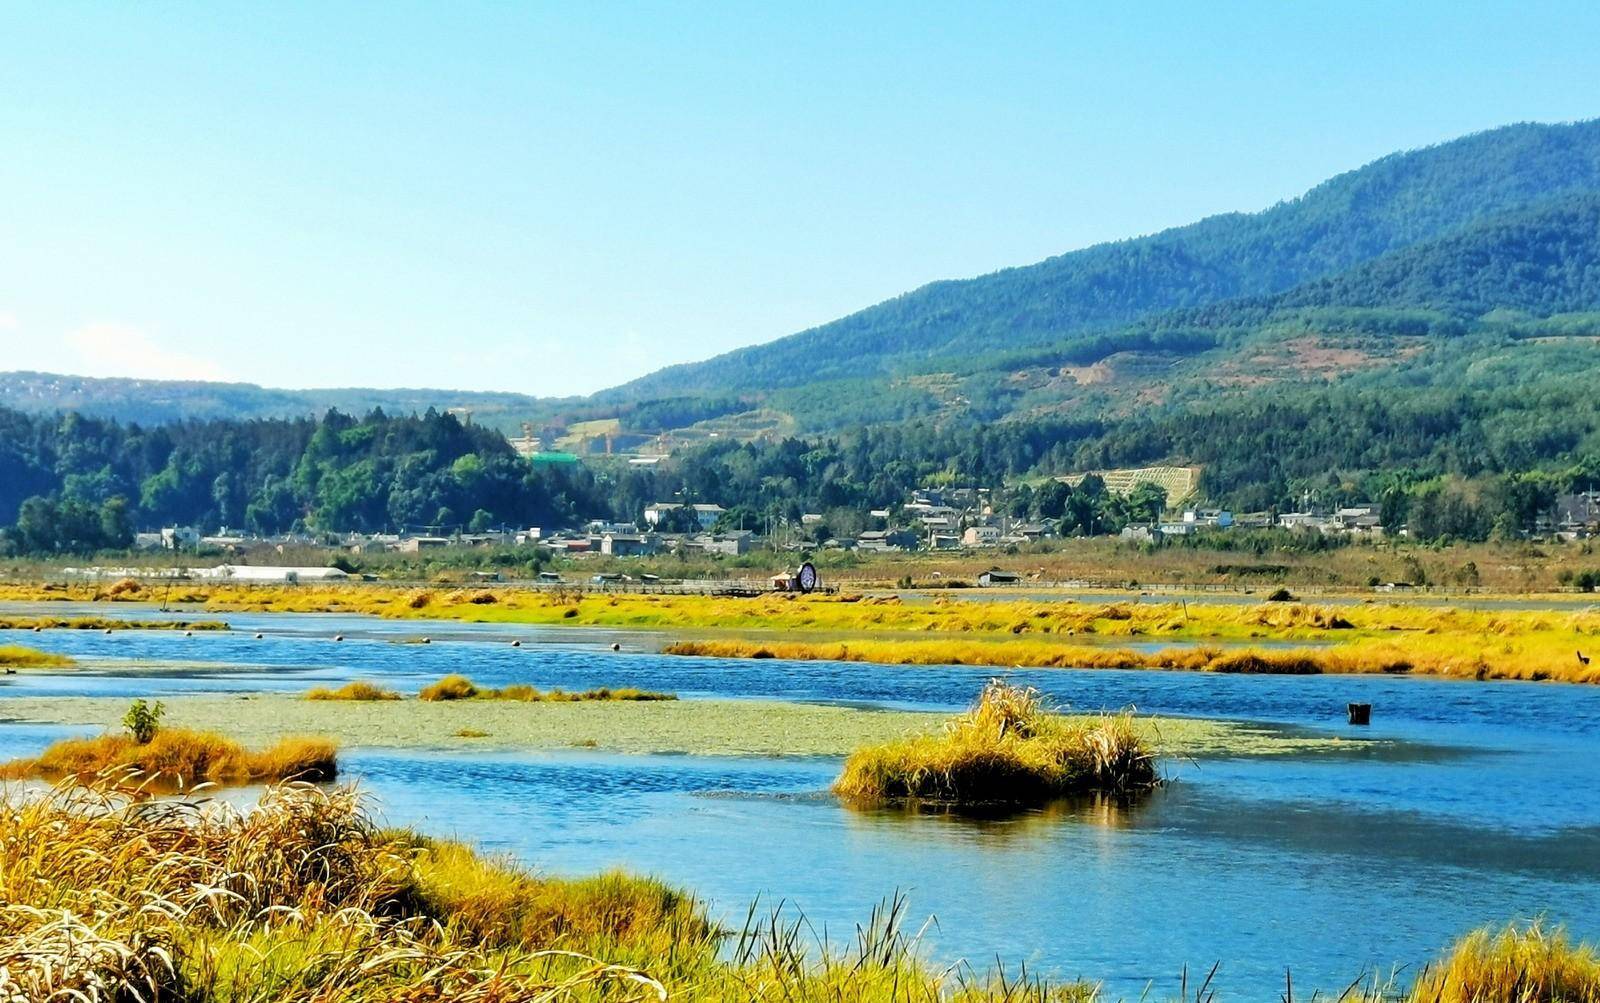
[836,682,1157,805]
[1,776,1593,1001]
[0,644,74,668]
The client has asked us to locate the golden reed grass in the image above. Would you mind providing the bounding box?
[0,729,337,786]
[1411,921,1600,1002]
[304,680,402,701]
[0,644,74,668]
[665,633,1600,685]
[0,774,1591,1000]
[834,681,1157,806]
[7,580,1600,682]
[0,777,686,1002]
[417,674,675,703]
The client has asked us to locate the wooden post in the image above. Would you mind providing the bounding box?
[1347,703,1371,726]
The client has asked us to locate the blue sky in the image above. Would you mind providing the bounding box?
[1,3,1597,396]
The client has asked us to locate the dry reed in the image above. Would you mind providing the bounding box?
[834,681,1157,806]
[0,729,337,786]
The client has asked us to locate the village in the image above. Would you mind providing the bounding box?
[83,474,1600,593]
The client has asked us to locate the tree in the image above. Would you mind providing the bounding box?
[1126,483,1168,526]
[1033,480,1071,520]
[98,496,133,549]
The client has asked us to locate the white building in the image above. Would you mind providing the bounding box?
[1182,509,1234,528]
[160,526,201,550]
[196,565,350,583]
[643,503,726,530]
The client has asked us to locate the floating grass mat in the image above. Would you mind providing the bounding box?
[0,644,74,668]
[835,681,1157,807]
[0,615,230,631]
[0,728,337,787]
[416,673,676,703]
[0,693,1354,759]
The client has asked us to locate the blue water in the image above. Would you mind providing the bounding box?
[4,606,1600,997]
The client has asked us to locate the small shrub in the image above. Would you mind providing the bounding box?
[123,699,165,744]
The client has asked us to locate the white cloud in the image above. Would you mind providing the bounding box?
[64,323,232,382]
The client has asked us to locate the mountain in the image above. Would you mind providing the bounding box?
[10,119,1600,450]
[923,191,1600,425]
[0,372,561,433]
[606,119,1600,399]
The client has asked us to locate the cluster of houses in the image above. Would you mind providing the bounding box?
[1553,492,1600,539]
[127,488,1600,566]
[1119,505,1386,543]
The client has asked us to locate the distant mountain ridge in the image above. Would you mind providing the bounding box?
[0,372,555,431]
[9,119,1600,438]
[604,119,1600,398]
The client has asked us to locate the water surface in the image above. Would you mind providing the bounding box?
[4,604,1599,997]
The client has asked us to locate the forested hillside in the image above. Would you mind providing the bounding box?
[0,408,602,551]
[608,119,1600,398]
[7,364,1600,554]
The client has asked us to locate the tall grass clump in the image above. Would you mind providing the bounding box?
[1408,921,1600,1002]
[0,778,680,1002]
[834,681,1157,806]
[420,675,675,702]
[419,673,481,701]
[0,644,74,668]
[0,730,337,786]
[0,775,1115,1002]
[304,679,402,701]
